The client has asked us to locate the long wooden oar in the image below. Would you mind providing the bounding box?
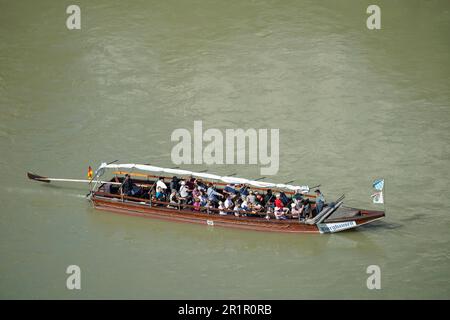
[27,172,152,187]
[27,172,120,184]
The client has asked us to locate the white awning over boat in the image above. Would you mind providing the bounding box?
[98,163,309,192]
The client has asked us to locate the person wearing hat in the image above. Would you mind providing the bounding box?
[275,193,289,215]
[315,189,325,214]
[179,180,189,203]
[274,194,284,210]
[246,190,256,206]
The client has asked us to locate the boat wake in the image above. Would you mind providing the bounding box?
[3,186,86,199]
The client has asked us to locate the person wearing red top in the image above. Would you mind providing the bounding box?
[274,194,289,219]
[275,197,284,209]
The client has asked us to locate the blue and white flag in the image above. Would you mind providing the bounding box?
[373,179,384,191]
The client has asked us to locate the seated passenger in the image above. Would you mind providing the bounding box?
[239,184,249,199]
[246,191,256,205]
[275,194,289,214]
[293,188,304,202]
[265,206,274,220]
[241,200,250,212]
[196,179,207,192]
[253,196,264,212]
[207,183,223,205]
[155,187,164,201]
[218,201,227,216]
[224,195,234,210]
[274,207,288,220]
[199,192,208,207]
[314,189,325,214]
[223,183,239,198]
[179,181,190,202]
[233,204,241,217]
[192,186,201,199]
[279,191,290,206]
[156,177,168,191]
[186,177,195,191]
[169,176,180,192]
[205,200,213,214]
[302,199,313,219]
[255,193,265,206]
[193,198,201,211]
[264,189,274,204]
[290,202,302,219]
[122,174,133,196]
[168,189,180,208]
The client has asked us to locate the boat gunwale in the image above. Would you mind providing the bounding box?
[91,191,385,226]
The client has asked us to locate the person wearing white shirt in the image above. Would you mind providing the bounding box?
[218,201,227,216]
[179,181,189,198]
[224,196,233,209]
[156,177,168,190]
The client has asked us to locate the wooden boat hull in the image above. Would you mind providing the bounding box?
[90,195,385,234]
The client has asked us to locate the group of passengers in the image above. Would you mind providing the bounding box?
[145,175,326,221]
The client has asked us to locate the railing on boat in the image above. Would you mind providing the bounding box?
[92,191,270,217]
[111,171,317,198]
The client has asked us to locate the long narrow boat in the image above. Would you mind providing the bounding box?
[27,163,385,234]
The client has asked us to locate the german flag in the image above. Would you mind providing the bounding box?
[87,166,93,180]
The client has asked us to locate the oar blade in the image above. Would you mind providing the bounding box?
[27,172,51,183]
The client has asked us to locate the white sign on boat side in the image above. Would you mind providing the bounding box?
[317,221,357,234]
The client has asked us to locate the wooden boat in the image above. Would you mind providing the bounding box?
[27,163,385,234]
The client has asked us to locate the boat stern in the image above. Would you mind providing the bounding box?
[317,209,385,234]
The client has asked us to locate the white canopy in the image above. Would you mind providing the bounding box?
[97,163,309,193]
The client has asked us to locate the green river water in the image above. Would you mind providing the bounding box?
[1,0,449,299]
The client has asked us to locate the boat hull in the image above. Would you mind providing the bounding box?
[91,195,385,234]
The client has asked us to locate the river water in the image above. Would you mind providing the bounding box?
[1,0,449,299]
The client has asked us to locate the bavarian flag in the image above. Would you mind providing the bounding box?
[88,166,93,180]
[372,179,384,191]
